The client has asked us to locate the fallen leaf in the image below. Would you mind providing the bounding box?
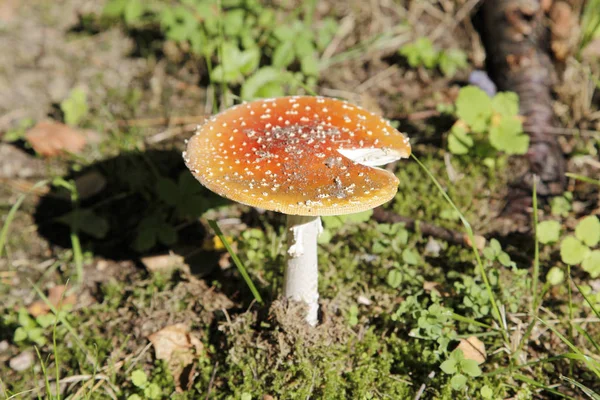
[141,253,185,274]
[423,281,439,293]
[148,323,204,392]
[457,336,487,365]
[27,285,77,317]
[25,120,87,157]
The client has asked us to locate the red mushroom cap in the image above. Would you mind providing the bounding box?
[183,96,411,216]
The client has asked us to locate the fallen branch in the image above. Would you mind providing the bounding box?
[372,207,485,249]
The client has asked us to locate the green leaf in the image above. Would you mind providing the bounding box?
[440,359,457,374]
[124,0,144,25]
[132,227,156,252]
[28,327,46,346]
[537,220,561,244]
[480,386,494,399]
[438,48,467,77]
[272,41,295,68]
[546,266,565,285]
[144,383,162,400]
[13,327,28,342]
[460,359,482,377]
[489,117,529,155]
[241,393,252,400]
[238,48,260,76]
[157,178,179,206]
[575,215,600,247]
[448,123,473,155]
[387,269,402,289]
[157,224,177,246]
[317,228,332,244]
[402,248,419,265]
[241,67,287,100]
[301,55,319,77]
[36,314,55,328]
[127,395,143,400]
[399,38,439,68]
[131,369,148,388]
[497,251,512,267]
[455,86,492,133]
[223,9,245,37]
[60,87,89,127]
[322,210,372,229]
[103,0,127,18]
[295,34,316,58]
[560,236,590,265]
[450,374,467,390]
[17,308,36,329]
[491,92,519,117]
[56,209,110,239]
[582,250,600,278]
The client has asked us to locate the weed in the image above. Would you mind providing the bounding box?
[444,86,530,165]
[399,37,468,77]
[102,0,337,99]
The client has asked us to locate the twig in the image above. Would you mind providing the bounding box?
[372,207,484,248]
[205,361,219,400]
[430,0,482,41]
[414,371,435,400]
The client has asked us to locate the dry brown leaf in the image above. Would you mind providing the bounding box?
[457,336,487,365]
[27,285,77,317]
[25,120,87,157]
[148,323,204,392]
[141,253,185,274]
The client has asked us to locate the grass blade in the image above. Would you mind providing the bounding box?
[513,373,577,399]
[208,219,263,304]
[561,375,600,400]
[0,180,48,258]
[565,173,600,187]
[412,154,508,341]
[29,280,98,367]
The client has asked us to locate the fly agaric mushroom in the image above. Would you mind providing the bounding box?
[183,96,410,326]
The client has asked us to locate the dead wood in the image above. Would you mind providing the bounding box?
[481,0,567,198]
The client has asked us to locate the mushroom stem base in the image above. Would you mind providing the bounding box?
[284,215,321,326]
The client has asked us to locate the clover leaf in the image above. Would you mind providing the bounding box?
[491,91,519,117]
[455,86,492,133]
[575,215,600,247]
[560,236,590,265]
[582,250,600,278]
[489,116,529,155]
[448,123,473,155]
[537,220,561,244]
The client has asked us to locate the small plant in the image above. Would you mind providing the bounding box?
[11,308,53,346]
[60,87,89,126]
[440,348,482,391]
[127,369,162,400]
[539,215,600,278]
[102,0,338,99]
[446,86,529,165]
[399,37,468,77]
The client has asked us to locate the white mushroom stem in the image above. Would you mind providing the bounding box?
[284,215,322,326]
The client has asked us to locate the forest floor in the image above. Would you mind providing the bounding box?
[0,0,599,399]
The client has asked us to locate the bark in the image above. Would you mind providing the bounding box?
[482,0,566,198]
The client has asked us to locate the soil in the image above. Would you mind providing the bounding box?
[1,0,599,398]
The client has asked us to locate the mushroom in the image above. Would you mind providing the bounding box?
[183,96,411,325]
